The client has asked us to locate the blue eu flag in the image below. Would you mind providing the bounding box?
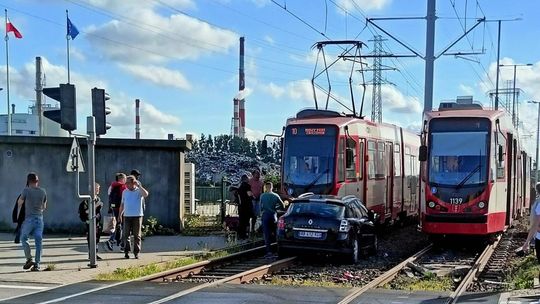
[67,17,79,40]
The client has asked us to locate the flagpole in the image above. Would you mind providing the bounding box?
[66,10,71,84]
[4,9,11,135]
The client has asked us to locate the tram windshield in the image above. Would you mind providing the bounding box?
[283,125,337,196]
[428,118,490,187]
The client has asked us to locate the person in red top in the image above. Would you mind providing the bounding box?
[106,173,126,250]
[249,169,264,234]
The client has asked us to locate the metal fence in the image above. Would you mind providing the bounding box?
[195,184,237,218]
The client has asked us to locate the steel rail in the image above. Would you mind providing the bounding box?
[446,234,502,304]
[338,244,433,304]
[144,244,269,282]
[147,257,297,304]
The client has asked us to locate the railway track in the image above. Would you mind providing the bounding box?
[142,244,296,303]
[338,233,503,304]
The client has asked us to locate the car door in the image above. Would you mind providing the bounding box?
[353,200,376,249]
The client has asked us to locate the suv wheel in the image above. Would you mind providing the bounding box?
[347,236,359,264]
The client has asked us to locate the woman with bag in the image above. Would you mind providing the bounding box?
[80,183,104,260]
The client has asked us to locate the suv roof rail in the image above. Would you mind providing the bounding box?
[341,195,357,201]
[297,192,315,198]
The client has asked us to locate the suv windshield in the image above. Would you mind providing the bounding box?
[288,202,344,218]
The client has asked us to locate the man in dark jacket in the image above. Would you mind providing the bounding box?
[237,174,253,240]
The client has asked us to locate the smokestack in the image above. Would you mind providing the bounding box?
[135,99,140,139]
[233,37,246,138]
[36,57,43,136]
[239,37,245,138]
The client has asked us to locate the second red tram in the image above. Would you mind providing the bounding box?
[419,101,531,236]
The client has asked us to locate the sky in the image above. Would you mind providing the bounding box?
[1,0,540,154]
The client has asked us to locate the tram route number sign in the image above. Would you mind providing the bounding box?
[292,127,327,136]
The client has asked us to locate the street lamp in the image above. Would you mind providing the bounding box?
[499,63,533,126]
[529,100,540,182]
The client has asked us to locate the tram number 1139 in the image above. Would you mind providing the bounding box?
[449,197,463,205]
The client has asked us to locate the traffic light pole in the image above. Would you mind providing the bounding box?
[87,116,97,268]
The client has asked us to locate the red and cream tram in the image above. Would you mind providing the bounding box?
[279,108,420,224]
[419,101,531,236]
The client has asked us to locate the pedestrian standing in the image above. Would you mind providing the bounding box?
[522,182,540,262]
[107,173,126,250]
[79,183,104,260]
[119,175,149,259]
[237,174,253,240]
[260,182,285,257]
[18,172,47,271]
[249,169,263,234]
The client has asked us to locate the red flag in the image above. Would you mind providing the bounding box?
[6,18,22,39]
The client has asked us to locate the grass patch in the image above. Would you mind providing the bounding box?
[507,254,539,289]
[44,264,56,271]
[385,275,455,291]
[95,242,257,281]
[96,257,200,280]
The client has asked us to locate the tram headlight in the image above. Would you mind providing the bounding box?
[428,201,436,208]
[478,201,486,209]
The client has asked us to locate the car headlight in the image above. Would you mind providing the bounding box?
[478,201,486,209]
[428,201,436,208]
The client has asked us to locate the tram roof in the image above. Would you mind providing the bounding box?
[424,108,507,120]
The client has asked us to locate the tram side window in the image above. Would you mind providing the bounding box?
[394,143,401,177]
[346,138,357,180]
[496,132,506,179]
[376,142,385,178]
[368,140,376,179]
[404,147,412,177]
[337,137,346,183]
[359,141,364,180]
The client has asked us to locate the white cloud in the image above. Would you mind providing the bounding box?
[260,82,286,98]
[119,64,192,91]
[244,127,267,141]
[85,4,238,64]
[1,57,183,139]
[459,84,475,96]
[263,35,275,45]
[70,47,86,62]
[337,0,392,13]
[380,85,422,114]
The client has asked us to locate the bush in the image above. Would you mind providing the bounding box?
[142,216,175,237]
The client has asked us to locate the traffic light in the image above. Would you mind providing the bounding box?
[91,87,111,135]
[43,83,77,131]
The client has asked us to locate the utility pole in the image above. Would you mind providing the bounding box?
[366,1,484,116]
[367,35,397,123]
[424,0,436,112]
[499,63,532,127]
[529,101,540,182]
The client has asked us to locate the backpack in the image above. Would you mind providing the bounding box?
[78,200,89,222]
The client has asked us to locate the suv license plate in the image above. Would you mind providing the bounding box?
[298,231,322,238]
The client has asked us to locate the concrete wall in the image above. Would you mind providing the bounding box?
[0,136,191,232]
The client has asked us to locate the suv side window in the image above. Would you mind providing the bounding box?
[345,206,355,218]
[352,200,368,218]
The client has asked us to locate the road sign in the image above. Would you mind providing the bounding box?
[66,137,85,172]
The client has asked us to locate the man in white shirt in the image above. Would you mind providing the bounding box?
[119,175,149,259]
[522,182,540,263]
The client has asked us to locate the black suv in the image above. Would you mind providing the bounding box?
[277,194,378,264]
